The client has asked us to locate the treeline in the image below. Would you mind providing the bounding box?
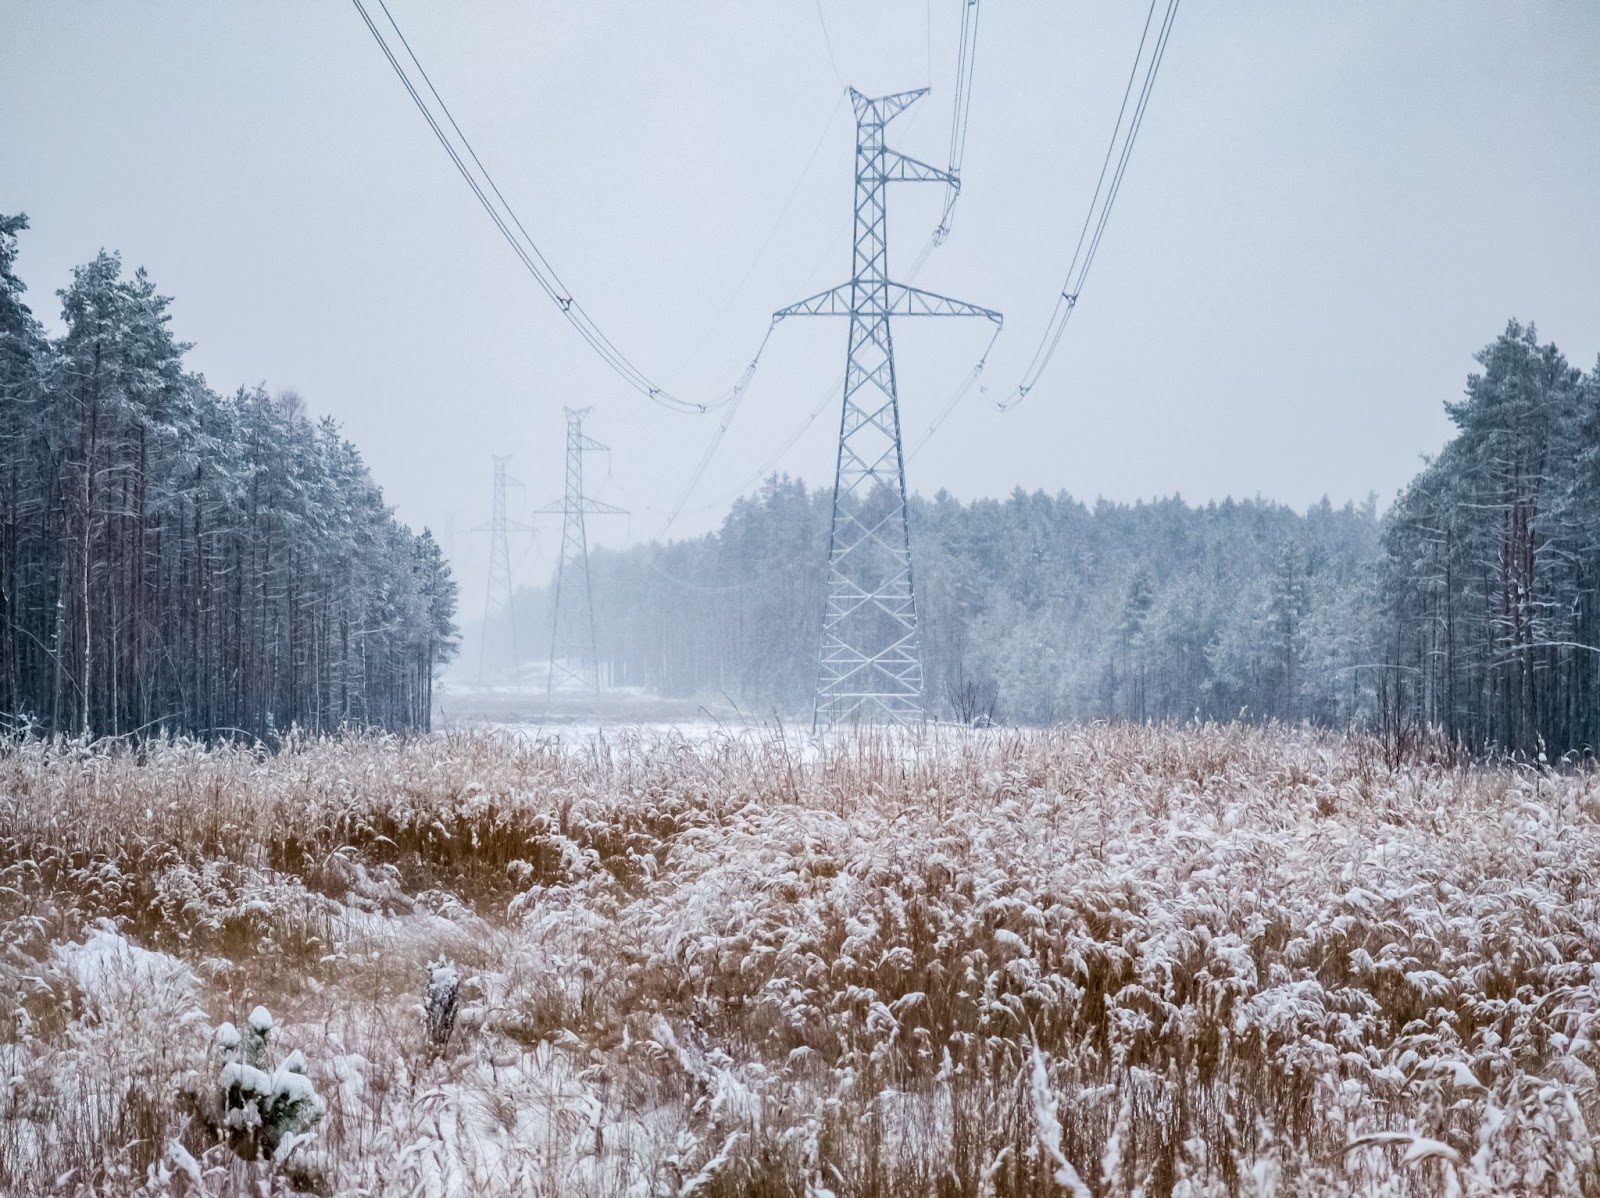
[1384,322,1600,756]
[0,214,457,740]
[498,482,1383,728]
[495,322,1600,757]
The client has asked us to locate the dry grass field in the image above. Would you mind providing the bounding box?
[2,723,1599,1196]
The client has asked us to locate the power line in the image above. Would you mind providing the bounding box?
[996,0,1181,411]
[1077,0,1180,298]
[647,558,748,595]
[356,0,668,404]
[696,313,1000,521]
[351,0,769,414]
[653,29,987,538]
[668,88,849,379]
[652,376,758,539]
[374,0,577,325]
[907,321,1003,460]
[655,185,972,540]
[814,0,848,91]
[1054,0,1159,324]
[662,368,844,531]
[936,0,983,244]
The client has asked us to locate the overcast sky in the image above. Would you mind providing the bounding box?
[5,2,1598,621]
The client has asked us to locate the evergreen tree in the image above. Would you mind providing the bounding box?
[0,216,457,739]
[1384,322,1594,755]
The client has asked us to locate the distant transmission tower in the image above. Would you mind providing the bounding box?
[474,455,533,685]
[534,407,626,694]
[775,88,1002,727]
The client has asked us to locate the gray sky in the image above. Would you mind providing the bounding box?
[5,2,1599,622]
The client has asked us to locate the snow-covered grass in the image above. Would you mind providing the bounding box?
[2,723,1599,1195]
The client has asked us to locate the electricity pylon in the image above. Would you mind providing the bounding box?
[775,87,1002,727]
[474,454,533,686]
[534,407,626,694]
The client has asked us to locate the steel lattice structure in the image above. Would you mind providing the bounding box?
[775,88,1002,727]
[534,407,626,694]
[473,455,532,685]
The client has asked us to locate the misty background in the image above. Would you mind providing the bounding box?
[4,1,1599,649]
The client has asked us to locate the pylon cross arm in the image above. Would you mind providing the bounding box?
[775,282,1002,325]
[774,284,854,320]
[886,284,1002,323]
[532,498,627,516]
[850,86,927,124]
[879,149,957,187]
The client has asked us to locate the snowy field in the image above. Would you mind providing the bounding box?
[439,682,995,760]
[484,716,999,765]
[2,723,1599,1196]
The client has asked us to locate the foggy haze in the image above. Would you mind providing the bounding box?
[4,1,1598,627]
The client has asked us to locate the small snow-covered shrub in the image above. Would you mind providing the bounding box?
[424,959,462,1048]
[209,1006,325,1174]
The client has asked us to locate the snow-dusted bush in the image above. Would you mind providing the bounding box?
[424,959,462,1048]
[210,1007,325,1167]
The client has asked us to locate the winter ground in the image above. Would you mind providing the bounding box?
[433,682,946,758]
[433,682,740,743]
[2,724,1599,1196]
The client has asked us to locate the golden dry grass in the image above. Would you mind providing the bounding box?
[1,722,1598,1196]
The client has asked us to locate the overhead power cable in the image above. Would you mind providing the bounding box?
[936,0,982,244]
[654,3,996,537]
[907,321,1002,460]
[814,0,848,91]
[666,368,843,528]
[351,0,770,414]
[996,0,1181,411]
[647,558,749,595]
[655,209,994,539]
[652,381,757,539]
[669,88,849,379]
[661,306,1001,537]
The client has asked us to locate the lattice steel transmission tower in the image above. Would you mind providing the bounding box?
[775,88,1002,727]
[474,454,532,686]
[534,407,626,694]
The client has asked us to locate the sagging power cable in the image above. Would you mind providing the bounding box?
[655,1,995,536]
[936,0,982,244]
[997,0,1181,411]
[351,0,771,414]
